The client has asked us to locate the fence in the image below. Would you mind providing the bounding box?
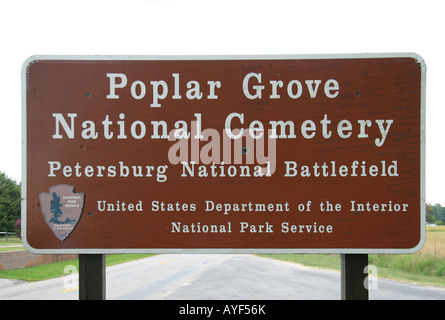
[0,250,77,270]
[0,232,17,242]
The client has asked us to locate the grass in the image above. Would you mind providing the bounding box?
[0,254,154,281]
[0,246,25,252]
[0,237,25,252]
[0,236,21,243]
[259,226,445,288]
[0,238,22,245]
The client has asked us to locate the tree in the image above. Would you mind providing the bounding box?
[426,203,436,223]
[49,192,63,223]
[426,202,445,225]
[0,172,21,232]
[434,203,445,224]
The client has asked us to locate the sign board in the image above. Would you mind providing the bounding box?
[22,54,425,254]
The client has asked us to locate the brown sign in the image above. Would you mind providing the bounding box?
[22,54,425,253]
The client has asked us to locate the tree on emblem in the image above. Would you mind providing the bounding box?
[49,192,63,223]
[48,191,76,224]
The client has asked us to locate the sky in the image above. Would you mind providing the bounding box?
[0,0,443,204]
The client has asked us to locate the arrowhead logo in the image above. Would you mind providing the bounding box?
[39,185,85,241]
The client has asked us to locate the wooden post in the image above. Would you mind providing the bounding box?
[79,254,106,300]
[341,254,369,300]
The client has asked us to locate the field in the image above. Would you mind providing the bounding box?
[260,226,445,288]
[416,226,445,257]
[368,226,445,287]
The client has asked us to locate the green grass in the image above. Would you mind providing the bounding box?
[259,227,445,288]
[258,253,445,288]
[0,246,25,252]
[0,237,21,244]
[259,253,341,271]
[0,237,25,252]
[0,254,154,281]
[368,254,445,288]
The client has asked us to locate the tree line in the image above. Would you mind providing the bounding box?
[426,202,445,225]
[0,172,21,235]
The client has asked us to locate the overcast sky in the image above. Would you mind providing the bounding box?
[1,0,443,204]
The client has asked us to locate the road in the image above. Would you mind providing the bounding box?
[1,254,445,300]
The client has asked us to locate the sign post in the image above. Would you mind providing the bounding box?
[79,254,106,300]
[341,254,369,300]
[22,54,426,299]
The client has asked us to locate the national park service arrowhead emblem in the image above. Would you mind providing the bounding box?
[39,184,85,241]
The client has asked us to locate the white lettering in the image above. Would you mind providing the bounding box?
[53,113,77,139]
[106,73,127,99]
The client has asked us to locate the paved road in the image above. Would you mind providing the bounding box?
[1,254,445,300]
